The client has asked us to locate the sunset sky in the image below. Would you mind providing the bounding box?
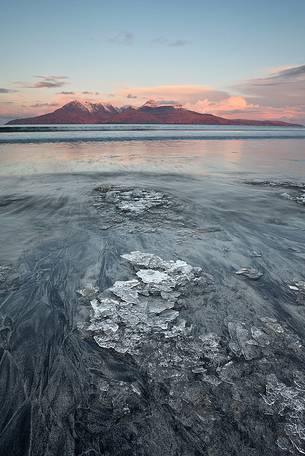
[1,0,305,123]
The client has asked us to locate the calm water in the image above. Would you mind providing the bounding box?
[0,124,305,179]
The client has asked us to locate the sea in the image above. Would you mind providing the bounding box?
[0,124,305,455]
[1,124,305,178]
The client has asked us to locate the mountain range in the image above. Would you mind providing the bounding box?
[6,99,302,126]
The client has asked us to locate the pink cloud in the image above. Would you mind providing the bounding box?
[118,84,228,103]
[185,96,257,115]
[118,81,304,123]
[1,65,305,124]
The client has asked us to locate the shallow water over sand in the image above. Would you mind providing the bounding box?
[0,133,305,455]
[1,137,305,180]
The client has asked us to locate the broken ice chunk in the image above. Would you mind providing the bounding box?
[122,251,169,270]
[250,326,270,347]
[136,269,171,284]
[235,267,263,280]
[281,192,294,200]
[260,317,285,334]
[296,193,305,204]
[249,250,262,258]
[167,260,196,275]
[289,285,300,291]
[147,299,175,314]
[117,201,147,214]
[288,281,305,305]
[109,279,140,304]
[227,321,262,360]
[77,287,99,298]
[191,366,207,374]
[78,251,210,356]
[88,319,119,334]
[199,333,222,360]
[90,298,118,319]
[153,309,179,325]
[201,374,222,386]
[160,290,181,302]
[289,281,305,292]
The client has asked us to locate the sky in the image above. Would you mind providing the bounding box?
[0,0,305,123]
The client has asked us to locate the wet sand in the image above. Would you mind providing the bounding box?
[0,169,305,455]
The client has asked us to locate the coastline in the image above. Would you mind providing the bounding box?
[1,167,305,454]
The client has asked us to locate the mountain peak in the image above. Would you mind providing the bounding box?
[62,100,117,114]
[6,99,302,127]
[139,99,183,110]
[64,100,88,110]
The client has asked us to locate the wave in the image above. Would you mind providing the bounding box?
[1,124,305,144]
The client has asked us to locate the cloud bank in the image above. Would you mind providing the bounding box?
[1,65,304,123]
[108,31,134,46]
[17,75,69,89]
[151,37,190,47]
[117,65,305,123]
[0,88,19,94]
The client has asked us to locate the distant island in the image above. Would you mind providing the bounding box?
[6,99,302,126]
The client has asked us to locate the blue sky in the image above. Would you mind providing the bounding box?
[1,0,305,122]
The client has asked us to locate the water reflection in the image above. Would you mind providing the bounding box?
[0,138,305,180]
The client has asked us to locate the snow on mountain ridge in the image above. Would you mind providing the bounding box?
[64,100,118,113]
[64,99,181,113]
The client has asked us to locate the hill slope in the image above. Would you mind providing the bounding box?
[6,100,302,127]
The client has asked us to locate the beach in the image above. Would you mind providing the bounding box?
[1,128,305,455]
